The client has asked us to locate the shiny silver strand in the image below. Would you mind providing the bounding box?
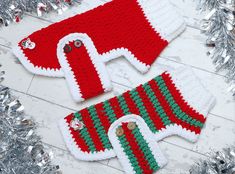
[190,146,235,174]
[0,0,82,26]
[197,0,235,98]
[0,64,61,174]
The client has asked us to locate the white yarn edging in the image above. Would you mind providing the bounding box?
[100,48,150,73]
[59,66,216,161]
[59,118,116,161]
[12,0,186,77]
[167,66,216,117]
[155,124,199,143]
[56,33,113,102]
[12,45,64,77]
[108,115,168,174]
[59,116,201,163]
[11,0,110,78]
[137,0,186,42]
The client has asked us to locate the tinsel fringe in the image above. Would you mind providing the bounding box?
[197,0,235,98]
[0,0,81,26]
[190,146,235,174]
[0,64,61,174]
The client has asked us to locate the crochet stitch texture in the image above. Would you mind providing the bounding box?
[13,0,185,77]
[56,35,112,102]
[108,115,168,174]
[59,67,216,161]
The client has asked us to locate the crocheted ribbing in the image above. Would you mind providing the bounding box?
[59,67,216,161]
[13,0,185,77]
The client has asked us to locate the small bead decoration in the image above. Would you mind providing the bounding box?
[63,71,209,156]
[74,40,83,48]
[63,44,72,53]
[127,122,136,130]
[70,118,84,131]
[112,120,163,173]
[21,38,35,49]
[116,127,124,136]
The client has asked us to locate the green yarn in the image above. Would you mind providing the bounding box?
[154,77,204,128]
[74,113,97,152]
[132,127,160,171]
[87,106,112,149]
[142,83,172,126]
[117,96,131,115]
[129,89,158,133]
[118,133,143,173]
[71,73,205,155]
[103,100,117,123]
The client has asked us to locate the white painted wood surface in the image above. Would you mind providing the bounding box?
[0,0,234,173]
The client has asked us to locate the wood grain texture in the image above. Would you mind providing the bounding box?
[0,0,234,173]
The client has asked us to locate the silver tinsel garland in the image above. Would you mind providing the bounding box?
[197,0,235,97]
[0,64,61,174]
[190,146,235,174]
[0,0,81,26]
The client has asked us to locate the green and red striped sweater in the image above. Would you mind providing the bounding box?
[59,67,215,161]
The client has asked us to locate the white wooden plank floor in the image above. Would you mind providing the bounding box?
[0,0,234,173]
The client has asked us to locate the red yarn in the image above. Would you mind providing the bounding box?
[122,92,141,116]
[136,85,166,130]
[79,109,105,151]
[121,123,154,174]
[64,41,105,99]
[162,73,206,124]
[94,103,112,132]
[109,97,125,119]
[18,0,168,71]
[61,70,211,160]
[66,114,90,152]
[148,79,201,133]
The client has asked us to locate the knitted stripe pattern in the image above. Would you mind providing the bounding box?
[108,115,167,174]
[59,67,216,161]
[13,0,185,77]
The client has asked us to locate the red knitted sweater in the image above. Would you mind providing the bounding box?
[13,0,185,77]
